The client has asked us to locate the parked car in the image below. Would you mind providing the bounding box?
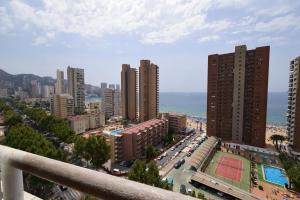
[120,161,126,167]
[171,146,176,151]
[180,184,186,194]
[174,161,181,169]
[217,192,224,197]
[180,158,185,164]
[124,160,133,167]
[187,152,192,157]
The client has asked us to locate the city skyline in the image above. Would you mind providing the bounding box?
[1,0,300,92]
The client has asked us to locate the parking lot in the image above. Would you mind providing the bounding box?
[161,134,227,200]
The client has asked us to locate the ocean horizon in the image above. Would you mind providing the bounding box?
[86,92,288,126]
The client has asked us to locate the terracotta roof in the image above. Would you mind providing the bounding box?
[122,119,166,134]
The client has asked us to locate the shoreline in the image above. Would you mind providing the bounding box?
[186,115,286,128]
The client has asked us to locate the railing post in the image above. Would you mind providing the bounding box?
[1,163,24,200]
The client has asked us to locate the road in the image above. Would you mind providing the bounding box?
[156,131,199,167]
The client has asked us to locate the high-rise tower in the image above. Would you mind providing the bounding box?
[139,60,159,122]
[55,69,64,94]
[287,56,300,152]
[207,45,269,147]
[67,66,85,114]
[121,64,137,121]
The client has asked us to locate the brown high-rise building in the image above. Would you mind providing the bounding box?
[121,64,137,121]
[139,60,159,122]
[207,45,270,147]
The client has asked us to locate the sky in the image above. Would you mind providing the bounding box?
[0,0,299,92]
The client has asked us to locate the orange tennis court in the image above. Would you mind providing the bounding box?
[215,156,243,182]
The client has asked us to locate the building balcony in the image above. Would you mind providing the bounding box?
[0,145,194,200]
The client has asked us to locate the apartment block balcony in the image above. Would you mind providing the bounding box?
[0,145,194,200]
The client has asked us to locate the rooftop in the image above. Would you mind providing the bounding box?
[81,129,103,138]
[122,119,166,134]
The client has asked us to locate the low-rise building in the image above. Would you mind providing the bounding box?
[162,112,187,133]
[111,119,168,162]
[78,119,167,163]
[86,101,101,113]
[68,113,105,134]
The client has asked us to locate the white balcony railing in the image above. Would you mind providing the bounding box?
[0,145,196,200]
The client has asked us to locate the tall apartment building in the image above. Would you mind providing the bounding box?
[207,45,269,147]
[30,80,41,98]
[287,56,300,152]
[116,84,120,91]
[121,64,137,121]
[67,66,85,114]
[55,69,64,94]
[101,82,107,89]
[113,89,121,116]
[139,60,159,122]
[41,85,54,98]
[102,88,114,118]
[109,84,115,90]
[52,94,74,119]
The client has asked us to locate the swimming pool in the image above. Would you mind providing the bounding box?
[263,165,288,186]
[111,130,122,135]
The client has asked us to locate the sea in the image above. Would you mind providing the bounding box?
[86,92,288,127]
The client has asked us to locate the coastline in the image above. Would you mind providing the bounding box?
[186,115,287,151]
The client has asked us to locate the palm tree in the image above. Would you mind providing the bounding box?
[270,134,286,149]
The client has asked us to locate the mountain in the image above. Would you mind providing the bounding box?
[0,68,100,95]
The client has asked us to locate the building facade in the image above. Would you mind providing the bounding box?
[287,56,300,152]
[109,84,115,90]
[41,85,54,98]
[30,80,41,98]
[68,113,105,134]
[113,90,121,116]
[67,66,85,114]
[121,64,137,121]
[163,113,187,133]
[207,45,269,147]
[52,94,74,119]
[102,88,114,118]
[139,60,159,122]
[110,119,168,162]
[55,69,64,95]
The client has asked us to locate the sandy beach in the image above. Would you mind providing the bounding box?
[187,117,287,149]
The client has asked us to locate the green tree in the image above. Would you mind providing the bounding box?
[128,160,168,189]
[86,136,111,168]
[128,160,147,184]
[74,136,110,168]
[197,192,207,200]
[5,124,64,198]
[191,189,196,197]
[145,161,161,186]
[4,110,23,127]
[146,145,158,161]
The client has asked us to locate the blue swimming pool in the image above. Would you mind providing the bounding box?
[263,165,288,186]
[111,130,122,135]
